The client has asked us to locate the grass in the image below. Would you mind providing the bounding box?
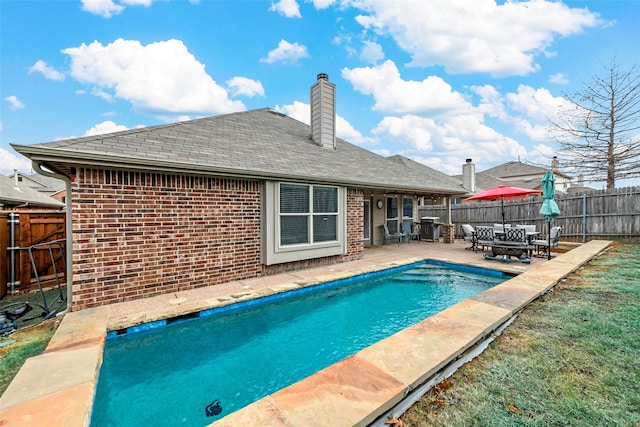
[0,286,66,396]
[401,241,640,427]
[0,319,58,396]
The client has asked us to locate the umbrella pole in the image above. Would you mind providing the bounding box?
[501,197,506,229]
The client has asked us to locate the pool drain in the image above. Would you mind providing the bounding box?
[205,399,223,417]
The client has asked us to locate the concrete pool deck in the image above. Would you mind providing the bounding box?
[0,239,612,426]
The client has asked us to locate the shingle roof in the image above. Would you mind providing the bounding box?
[481,160,571,179]
[387,155,466,193]
[8,172,65,194]
[0,175,65,208]
[13,108,466,195]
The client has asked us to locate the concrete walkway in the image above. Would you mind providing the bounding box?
[0,239,612,426]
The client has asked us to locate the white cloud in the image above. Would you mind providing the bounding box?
[84,120,129,136]
[269,0,301,18]
[260,40,309,64]
[28,60,65,81]
[81,0,158,17]
[275,101,375,145]
[372,112,528,171]
[81,0,124,18]
[5,96,25,110]
[470,84,508,120]
[342,60,469,114]
[353,0,604,76]
[360,41,384,64]
[505,85,568,141]
[312,0,336,9]
[62,38,245,116]
[549,72,569,84]
[373,115,435,151]
[340,60,532,168]
[226,77,265,98]
[91,87,115,103]
[121,0,153,6]
[0,148,32,175]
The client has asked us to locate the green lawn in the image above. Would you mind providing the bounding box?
[401,242,640,426]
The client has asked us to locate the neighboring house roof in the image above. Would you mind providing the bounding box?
[0,175,65,208]
[12,108,467,196]
[8,171,65,194]
[386,155,467,193]
[450,172,510,195]
[481,160,572,180]
[452,160,572,196]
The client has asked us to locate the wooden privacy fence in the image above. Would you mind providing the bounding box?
[1,211,66,298]
[419,186,640,242]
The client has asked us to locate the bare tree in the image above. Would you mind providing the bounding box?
[550,60,640,189]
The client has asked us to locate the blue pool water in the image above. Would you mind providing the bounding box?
[90,261,507,426]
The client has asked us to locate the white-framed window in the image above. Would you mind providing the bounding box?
[265,181,346,265]
[279,183,338,245]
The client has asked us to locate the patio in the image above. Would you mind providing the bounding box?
[0,238,610,427]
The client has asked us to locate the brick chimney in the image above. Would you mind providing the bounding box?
[310,73,336,150]
[462,158,476,192]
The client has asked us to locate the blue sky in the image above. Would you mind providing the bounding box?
[2,0,638,187]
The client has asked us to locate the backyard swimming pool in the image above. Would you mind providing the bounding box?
[90,260,508,426]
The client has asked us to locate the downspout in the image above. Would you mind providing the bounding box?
[32,161,73,315]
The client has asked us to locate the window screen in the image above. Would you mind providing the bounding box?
[280,184,309,213]
[279,183,338,246]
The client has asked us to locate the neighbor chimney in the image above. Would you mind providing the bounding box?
[462,158,476,193]
[13,169,19,189]
[310,73,336,150]
[551,156,559,172]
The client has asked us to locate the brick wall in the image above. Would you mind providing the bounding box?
[70,169,365,310]
[71,169,263,310]
[345,188,365,259]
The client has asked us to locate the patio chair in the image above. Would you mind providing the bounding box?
[516,224,536,234]
[493,223,511,233]
[504,227,528,245]
[461,224,478,251]
[475,226,495,251]
[401,221,419,243]
[382,223,406,245]
[532,226,562,257]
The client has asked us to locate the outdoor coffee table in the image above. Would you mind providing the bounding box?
[484,242,533,264]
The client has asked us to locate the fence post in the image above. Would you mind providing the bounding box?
[8,212,19,294]
[19,213,32,290]
[582,193,587,243]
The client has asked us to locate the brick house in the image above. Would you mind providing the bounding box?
[13,74,466,311]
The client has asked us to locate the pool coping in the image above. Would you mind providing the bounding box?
[0,240,612,426]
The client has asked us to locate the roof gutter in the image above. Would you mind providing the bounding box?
[31,161,73,316]
[13,145,468,196]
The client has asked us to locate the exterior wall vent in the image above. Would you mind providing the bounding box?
[310,73,336,150]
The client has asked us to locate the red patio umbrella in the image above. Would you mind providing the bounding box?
[465,185,541,228]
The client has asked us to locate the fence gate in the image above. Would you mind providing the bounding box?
[1,211,66,298]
